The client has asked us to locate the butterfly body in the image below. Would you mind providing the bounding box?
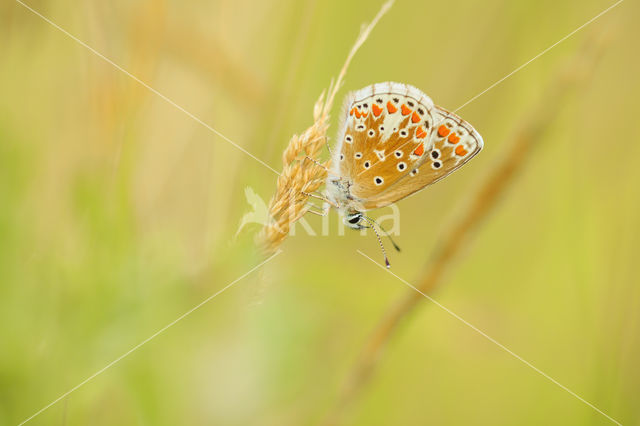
[326,82,483,230]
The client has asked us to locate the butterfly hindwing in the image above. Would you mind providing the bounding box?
[358,105,483,209]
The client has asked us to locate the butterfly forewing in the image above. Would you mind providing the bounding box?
[336,83,436,201]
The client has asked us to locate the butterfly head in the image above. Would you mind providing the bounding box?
[345,212,365,230]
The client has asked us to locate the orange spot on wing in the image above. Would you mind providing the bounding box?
[455,145,468,156]
[387,101,398,114]
[437,125,450,137]
[361,110,369,118]
[355,109,362,119]
[413,144,425,156]
[411,111,421,123]
[415,126,427,139]
[350,108,356,116]
[372,104,383,117]
[448,133,460,144]
[401,104,412,116]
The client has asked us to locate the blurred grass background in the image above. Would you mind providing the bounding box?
[1,0,639,425]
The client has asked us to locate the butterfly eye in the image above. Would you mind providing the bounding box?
[374,176,384,185]
[355,152,363,159]
[363,161,371,169]
[394,150,403,158]
[367,129,375,137]
[431,150,440,159]
[348,215,361,225]
[345,135,353,143]
[432,161,442,169]
[397,162,406,171]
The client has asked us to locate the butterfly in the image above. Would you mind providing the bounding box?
[323,82,483,267]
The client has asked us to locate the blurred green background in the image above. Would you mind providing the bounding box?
[1,0,639,425]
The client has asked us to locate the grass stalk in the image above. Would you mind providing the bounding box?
[323,31,610,425]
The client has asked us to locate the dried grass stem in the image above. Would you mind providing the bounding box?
[323,32,609,426]
[257,1,395,256]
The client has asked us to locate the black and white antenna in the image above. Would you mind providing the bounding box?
[361,216,391,268]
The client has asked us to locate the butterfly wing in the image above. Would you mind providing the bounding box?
[359,105,484,209]
[333,82,437,200]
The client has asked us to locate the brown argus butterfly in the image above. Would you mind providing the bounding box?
[324,82,483,267]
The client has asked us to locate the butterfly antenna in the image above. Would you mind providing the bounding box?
[361,216,391,268]
[363,215,401,252]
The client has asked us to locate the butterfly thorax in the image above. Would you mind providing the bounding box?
[326,175,366,217]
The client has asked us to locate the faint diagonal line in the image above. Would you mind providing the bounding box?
[357,0,623,177]
[453,0,623,112]
[357,250,622,426]
[15,0,280,175]
[17,250,282,426]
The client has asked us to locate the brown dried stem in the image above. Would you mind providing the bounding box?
[323,32,609,425]
[257,1,395,256]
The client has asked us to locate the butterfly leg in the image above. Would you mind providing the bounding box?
[303,156,328,171]
[306,204,327,216]
[301,191,338,209]
[303,156,342,179]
